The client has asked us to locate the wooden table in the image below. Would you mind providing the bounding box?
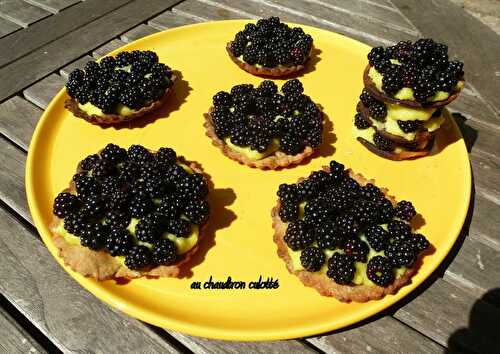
[0,0,498,352]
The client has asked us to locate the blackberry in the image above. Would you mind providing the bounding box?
[106,190,129,210]
[257,80,278,97]
[135,217,163,243]
[401,64,418,87]
[343,238,369,262]
[166,218,191,237]
[183,200,210,225]
[231,84,254,97]
[303,199,331,226]
[365,225,389,252]
[447,60,464,79]
[376,197,395,223]
[92,158,116,181]
[385,240,416,267]
[157,198,180,220]
[243,45,260,65]
[382,65,404,95]
[395,200,416,221]
[280,133,304,155]
[80,223,108,250]
[144,175,169,198]
[413,74,438,103]
[327,253,355,285]
[373,132,395,151]
[116,51,134,66]
[436,71,457,92]
[80,193,106,218]
[333,214,360,238]
[296,179,320,200]
[284,220,314,251]
[367,256,394,286]
[155,147,176,166]
[308,170,333,189]
[320,186,353,211]
[368,101,387,121]
[213,91,232,107]
[230,39,245,57]
[392,41,412,63]
[79,154,100,171]
[104,210,131,229]
[281,79,303,96]
[329,160,345,181]
[129,197,154,218]
[387,220,412,242]
[128,145,152,165]
[410,38,436,67]
[53,192,80,218]
[119,87,143,109]
[277,183,299,203]
[152,239,178,265]
[360,183,383,201]
[101,143,127,163]
[176,174,208,200]
[397,120,422,133]
[410,233,430,252]
[367,47,386,67]
[359,89,375,107]
[340,177,361,197]
[315,223,344,250]
[63,212,88,236]
[105,228,134,256]
[300,247,325,272]
[125,245,152,270]
[354,112,370,129]
[279,201,299,222]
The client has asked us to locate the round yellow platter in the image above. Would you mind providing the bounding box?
[26,20,471,340]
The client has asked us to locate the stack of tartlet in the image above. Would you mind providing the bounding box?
[353,39,465,160]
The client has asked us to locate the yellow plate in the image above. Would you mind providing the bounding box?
[26,20,471,340]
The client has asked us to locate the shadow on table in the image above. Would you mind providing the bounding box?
[306,179,476,340]
[452,112,478,153]
[446,288,500,353]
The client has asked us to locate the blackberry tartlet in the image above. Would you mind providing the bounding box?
[50,144,209,280]
[204,79,324,169]
[227,17,313,77]
[272,160,431,302]
[65,50,176,125]
[364,39,464,106]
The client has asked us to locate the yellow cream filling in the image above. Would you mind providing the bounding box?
[353,125,376,144]
[386,103,436,121]
[368,66,459,102]
[224,137,280,160]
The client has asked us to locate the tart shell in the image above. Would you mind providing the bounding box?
[226,42,309,77]
[272,167,417,302]
[363,65,464,108]
[357,137,433,161]
[49,155,207,281]
[203,107,323,170]
[64,75,177,125]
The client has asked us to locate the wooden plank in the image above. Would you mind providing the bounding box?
[121,24,159,43]
[363,0,395,8]
[393,0,500,118]
[308,316,443,353]
[0,205,186,353]
[148,9,204,30]
[0,96,40,150]
[469,195,500,249]
[250,0,419,45]
[0,0,50,27]
[445,237,500,299]
[0,0,131,68]
[449,90,500,129]
[0,17,20,38]
[93,38,127,59]
[170,332,319,354]
[59,54,93,79]
[173,0,247,21]
[23,74,65,109]
[0,0,182,102]
[0,305,47,354]
[470,152,500,203]
[394,279,500,353]
[23,0,80,13]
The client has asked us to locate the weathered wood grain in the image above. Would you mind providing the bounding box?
[0,205,188,353]
[470,152,500,203]
[0,305,47,354]
[469,195,500,249]
[363,0,396,8]
[121,24,159,43]
[23,0,80,13]
[149,10,201,30]
[448,90,500,129]
[308,316,443,353]
[0,0,130,68]
[0,0,182,102]
[173,0,247,21]
[93,38,127,59]
[23,74,65,109]
[394,279,500,353]
[393,0,500,118]
[0,17,20,38]
[0,0,51,27]
[0,96,41,150]
[59,55,94,79]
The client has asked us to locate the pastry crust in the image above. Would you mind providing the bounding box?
[363,65,464,108]
[203,107,323,169]
[226,42,310,77]
[272,168,417,302]
[357,101,434,148]
[64,75,177,125]
[49,156,207,281]
[357,137,433,161]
